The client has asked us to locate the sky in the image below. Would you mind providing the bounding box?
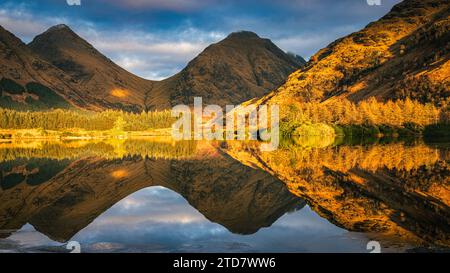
[0,0,402,80]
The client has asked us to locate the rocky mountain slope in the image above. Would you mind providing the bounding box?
[1,24,305,112]
[152,31,305,107]
[0,26,88,110]
[2,0,447,113]
[252,0,449,114]
[29,24,154,112]
[0,25,151,111]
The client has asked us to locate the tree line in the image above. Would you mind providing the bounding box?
[0,109,175,131]
[284,98,448,127]
[1,98,448,133]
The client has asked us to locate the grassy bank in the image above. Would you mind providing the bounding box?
[0,128,172,140]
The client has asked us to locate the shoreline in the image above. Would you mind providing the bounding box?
[0,128,173,140]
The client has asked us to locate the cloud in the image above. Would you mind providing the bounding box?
[275,25,358,59]
[0,5,225,80]
[101,0,220,12]
[0,0,402,80]
[80,27,225,79]
[89,186,209,226]
[0,7,64,41]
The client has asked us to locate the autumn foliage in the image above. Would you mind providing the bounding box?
[0,109,175,131]
[281,98,448,135]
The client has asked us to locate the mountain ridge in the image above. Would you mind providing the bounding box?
[0,25,305,112]
[28,23,154,112]
[0,25,93,110]
[2,0,446,113]
[157,30,305,107]
[251,0,449,114]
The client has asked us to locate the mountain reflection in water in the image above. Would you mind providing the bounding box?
[0,137,448,252]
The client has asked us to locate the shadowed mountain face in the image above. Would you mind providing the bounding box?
[28,25,154,112]
[254,0,449,113]
[0,25,148,112]
[0,141,302,242]
[0,26,87,110]
[160,152,304,234]
[153,31,305,108]
[1,25,305,112]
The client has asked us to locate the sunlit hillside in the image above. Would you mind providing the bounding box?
[248,0,449,132]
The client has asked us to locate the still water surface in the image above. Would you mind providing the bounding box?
[0,137,448,252]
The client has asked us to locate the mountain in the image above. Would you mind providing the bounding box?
[0,25,88,110]
[29,24,154,112]
[0,25,149,111]
[0,25,306,112]
[254,0,449,113]
[153,31,305,107]
[25,26,305,111]
[3,0,447,113]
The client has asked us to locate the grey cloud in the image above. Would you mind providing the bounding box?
[99,0,220,12]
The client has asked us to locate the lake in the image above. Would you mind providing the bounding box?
[0,137,448,253]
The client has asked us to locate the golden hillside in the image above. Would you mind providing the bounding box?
[255,0,449,115]
[153,31,305,108]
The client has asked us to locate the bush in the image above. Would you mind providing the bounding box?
[293,123,335,136]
